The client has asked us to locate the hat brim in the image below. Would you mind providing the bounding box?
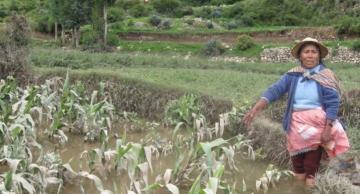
[291,41,328,59]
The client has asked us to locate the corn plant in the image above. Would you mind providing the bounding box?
[0,158,39,194]
[74,90,114,141]
[255,164,294,193]
[165,94,201,126]
[143,169,180,194]
[80,132,162,193]
[170,134,256,191]
[170,108,257,189]
[0,122,39,162]
[0,76,18,123]
[187,163,230,194]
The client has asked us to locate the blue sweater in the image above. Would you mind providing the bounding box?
[293,65,321,109]
[262,65,340,132]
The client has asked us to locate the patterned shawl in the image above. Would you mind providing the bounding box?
[288,65,342,96]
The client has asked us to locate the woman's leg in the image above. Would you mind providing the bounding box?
[303,147,323,187]
[294,173,306,181]
[291,153,306,181]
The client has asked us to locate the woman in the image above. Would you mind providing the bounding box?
[243,37,350,186]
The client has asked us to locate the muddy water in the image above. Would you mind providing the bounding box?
[41,127,306,194]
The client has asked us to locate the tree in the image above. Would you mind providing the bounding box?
[48,0,64,41]
[62,0,92,47]
[92,0,117,49]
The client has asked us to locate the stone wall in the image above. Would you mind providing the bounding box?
[260,47,292,63]
[330,47,360,64]
[211,46,360,64]
[260,46,360,64]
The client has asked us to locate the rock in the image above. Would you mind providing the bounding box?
[134,22,146,28]
[209,46,360,64]
[328,47,360,64]
[259,46,360,64]
[260,47,293,63]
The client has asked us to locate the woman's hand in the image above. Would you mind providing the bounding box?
[243,98,268,128]
[243,108,257,128]
[321,119,333,143]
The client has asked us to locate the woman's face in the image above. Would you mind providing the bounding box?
[299,44,320,69]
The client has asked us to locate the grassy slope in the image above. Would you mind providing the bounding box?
[111,17,299,35]
[115,39,360,57]
[35,65,359,107]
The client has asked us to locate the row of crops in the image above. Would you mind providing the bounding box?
[0,74,294,194]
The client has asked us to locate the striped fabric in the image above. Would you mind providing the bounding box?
[288,66,342,95]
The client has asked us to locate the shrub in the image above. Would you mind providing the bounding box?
[201,39,227,56]
[80,27,97,46]
[239,15,255,27]
[148,15,162,27]
[106,31,120,47]
[335,16,360,36]
[110,21,123,31]
[223,2,243,18]
[129,4,151,17]
[211,8,222,18]
[161,19,171,29]
[152,0,181,15]
[115,0,140,10]
[0,14,30,79]
[127,19,134,27]
[206,21,214,29]
[226,21,238,30]
[184,18,194,26]
[175,6,193,17]
[194,7,212,18]
[236,35,255,51]
[107,7,125,23]
[0,4,8,19]
[211,0,238,5]
[33,14,51,33]
[351,40,360,52]
[279,14,303,26]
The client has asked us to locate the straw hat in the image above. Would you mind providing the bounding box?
[291,37,328,59]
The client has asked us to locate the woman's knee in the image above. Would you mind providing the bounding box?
[303,149,322,177]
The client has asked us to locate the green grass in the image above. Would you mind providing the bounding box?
[117,40,273,57]
[117,40,265,57]
[30,46,360,105]
[118,40,202,54]
[35,64,360,105]
[35,66,279,104]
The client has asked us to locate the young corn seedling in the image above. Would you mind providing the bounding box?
[255,164,294,193]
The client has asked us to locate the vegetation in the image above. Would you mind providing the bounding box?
[1,0,359,50]
[1,0,359,193]
[0,14,30,80]
[165,93,201,126]
[236,34,255,51]
[1,75,296,193]
[201,39,227,56]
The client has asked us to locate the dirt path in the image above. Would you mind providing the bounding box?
[118,27,340,44]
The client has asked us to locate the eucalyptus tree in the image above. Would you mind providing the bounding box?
[48,0,64,42]
[61,0,92,48]
[92,0,117,49]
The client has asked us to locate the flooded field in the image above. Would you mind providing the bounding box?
[36,125,306,194]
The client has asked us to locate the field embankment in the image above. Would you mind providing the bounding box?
[33,68,232,122]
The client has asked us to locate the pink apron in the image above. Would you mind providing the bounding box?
[287,108,350,157]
